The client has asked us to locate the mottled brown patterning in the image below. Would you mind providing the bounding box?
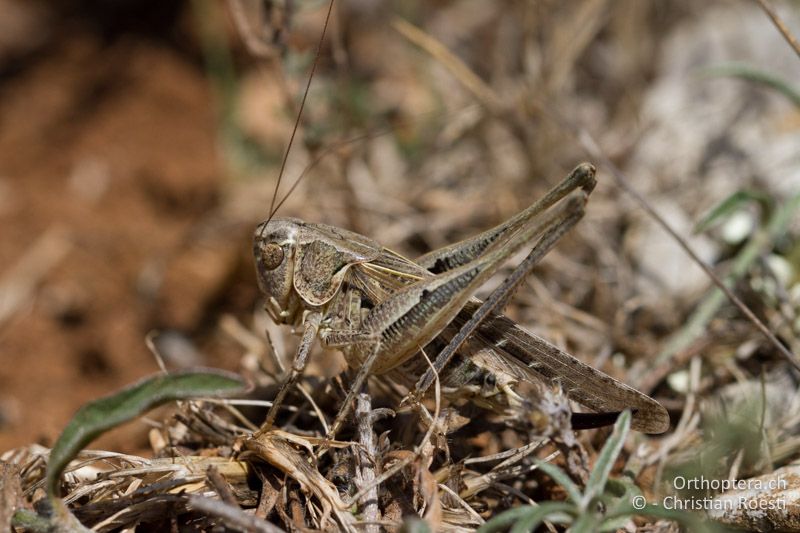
[253,163,670,438]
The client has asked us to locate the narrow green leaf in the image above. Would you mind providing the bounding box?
[657,192,800,366]
[508,503,572,533]
[478,502,573,533]
[599,513,634,532]
[478,505,535,532]
[400,516,432,533]
[693,190,770,234]
[11,509,53,533]
[533,459,582,504]
[582,410,631,509]
[571,512,601,533]
[13,501,92,533]
[700,62,800,109]
[606,503,714,532]
[603,477,639,500]
[45,369,246,499]
[598,479,643,531]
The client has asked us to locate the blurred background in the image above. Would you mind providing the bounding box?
[1,0,799,468]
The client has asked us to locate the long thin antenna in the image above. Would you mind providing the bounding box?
[270,103,482,219]
[270,134,374,220]
[267,0,336,221]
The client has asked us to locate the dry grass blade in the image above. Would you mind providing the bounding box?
[7,2,800,531]
[243,430,355,531]
[390,0,796,373]
[187,495,286,533]
[0,462,21,531]
[754,0,800,59]
[573,129,800,372]
[355,392,381,533]
[9,444,254,531]
[205,465,238,506]
[391,17,500,110]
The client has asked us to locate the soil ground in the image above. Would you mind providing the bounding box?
[0,1,251,452]
[4,1,800,530]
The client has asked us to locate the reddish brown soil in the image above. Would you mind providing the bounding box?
[0,4,250,452]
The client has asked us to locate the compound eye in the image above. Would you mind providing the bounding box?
[261,243,284,270]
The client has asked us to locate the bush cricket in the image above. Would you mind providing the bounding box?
[252,163,670,440]
[245,0,669,443]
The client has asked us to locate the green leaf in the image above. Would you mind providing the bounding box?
[479,505,536,532]
[45,369,247,500]
[700,62,800,109]
[11,509,53,533]
[693,190,770,234]
[582,410,631,509]
[508,503,572,533]
[571,512,602,533]
[607,503,714,532]
[598,479,643,531]
[400,516,433,533]
[599,513,634,532]
[603,477,639,500]
[478,502,574,533]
